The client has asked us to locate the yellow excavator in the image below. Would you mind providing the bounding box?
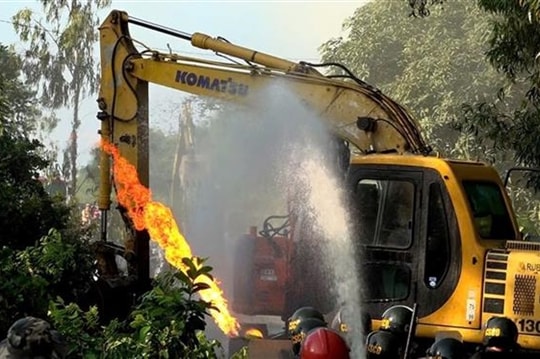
[96,9,540,354]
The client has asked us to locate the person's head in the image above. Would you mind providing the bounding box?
[362,310,373,337]
[331,306,372,337]
[290,317,327,356]
[300,327,349,359]
[6,317,66,358]
[365,330,402,359]
[483,316,519,352]
[380,305,413,337]
[425,337,466,359]
[288,306,326,338]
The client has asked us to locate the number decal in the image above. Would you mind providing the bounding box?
[515,318,540,334]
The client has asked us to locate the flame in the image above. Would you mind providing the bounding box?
[102,140,239,336]
[244,328,264,339]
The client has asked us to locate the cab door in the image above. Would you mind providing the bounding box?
[348,165,423,318]
[347,165,461,319]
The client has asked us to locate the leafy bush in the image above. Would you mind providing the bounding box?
[0,246,49,331]
[0,134,71,250]
[47,257,224,358]
[0,226,96,336]
[48,301,107,358]
[230,346,248,359]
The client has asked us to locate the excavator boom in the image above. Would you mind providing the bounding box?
[96,10,432,287]
[99,10,430,159]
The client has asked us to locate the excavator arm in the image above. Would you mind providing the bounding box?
[96,9,431,298]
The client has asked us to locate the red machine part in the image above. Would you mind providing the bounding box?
[233,226,292,316]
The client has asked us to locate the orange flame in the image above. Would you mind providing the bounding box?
[102,140,239,336]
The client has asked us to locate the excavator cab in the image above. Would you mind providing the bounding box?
[345,155,524,346]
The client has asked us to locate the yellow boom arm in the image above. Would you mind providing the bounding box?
[97,9,431,281]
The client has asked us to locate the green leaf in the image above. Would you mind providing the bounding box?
[138,325,151,341]
[192,282,211,293]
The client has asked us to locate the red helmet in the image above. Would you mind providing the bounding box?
[300,327,350,359]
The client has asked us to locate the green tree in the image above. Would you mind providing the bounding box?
[12,0,111,200]
[408,0,447,17]
[0,133,70,249]
[458,1,540,169]
[320,0,508,162]
[401,0,540,173]
[0,227,96,336]
[0,44,70,248]
[0,41,97,333]
[0,44,42,137]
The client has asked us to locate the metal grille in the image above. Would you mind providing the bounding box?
[506,240,540,252]
[513,274,536,316]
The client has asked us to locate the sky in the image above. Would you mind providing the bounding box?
[0,0,368,165]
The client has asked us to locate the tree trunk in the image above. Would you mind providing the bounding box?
[69,70,81,199]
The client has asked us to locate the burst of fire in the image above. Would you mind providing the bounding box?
[244,328,264,339]
[102,140,240,336]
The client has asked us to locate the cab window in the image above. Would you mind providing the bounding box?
[364,263,410,301]
[462,181,515,239]
[353,179,414,248]
[425,183,450,288]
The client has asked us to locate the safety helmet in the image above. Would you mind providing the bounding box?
[380,305,413,336]
[291,318,327,356]
[330,306,372,337]
[288,306,326,337]
[483,316,519,350]
[6,316,66,358]
[425,337,466,359]
[365,330,402,359]
[362,310,373,336]
[299,327,350,359]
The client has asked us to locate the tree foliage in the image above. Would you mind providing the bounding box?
[12,0,112,199]
[0,133,70,249]
[457,0,540,171]
[0,37,96,334]
[0,228,96,336]
[399,0,540,173]
[408,0,447,17]
[320,0,507,162]
[0,44,43,137]
[47,258,223,358]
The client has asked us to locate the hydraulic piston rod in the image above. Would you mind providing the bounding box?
[128,13,300,72]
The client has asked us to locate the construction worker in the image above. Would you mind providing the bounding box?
[379,304,420,357]
[424,337,466,359]
[330,305,372,345]
[0,317,66,359]
[365,329,403,358]
[288,306,328,356]
[290,317,327,356]
[288,306,326,338]
[380,305,414,339]
[469,316,520,358]
[299,327,350,359]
